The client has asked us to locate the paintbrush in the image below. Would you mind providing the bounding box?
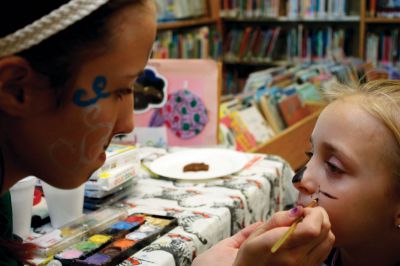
[270,198,319,253]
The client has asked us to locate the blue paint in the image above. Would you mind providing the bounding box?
[73,76,111,107]
[110,221,137,230]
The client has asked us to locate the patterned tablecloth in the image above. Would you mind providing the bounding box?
[116,147,297,266]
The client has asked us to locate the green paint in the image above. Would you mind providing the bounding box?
[74,241,99,252]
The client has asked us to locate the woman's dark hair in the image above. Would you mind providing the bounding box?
[0,0,145,263]
[1,0,145,104]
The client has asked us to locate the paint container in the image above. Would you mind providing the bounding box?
[109,239,136,251]
[110,221,138,231]
[29,207,127,259]
[78,253,111,265]
[76,239,136,266]
[56,213,178,266]
[124,214,145,224]
[145,216,172,227]
[42,181,85,228]
[54,235,111,264]
[10,176,37,240]
[88,234,112,245]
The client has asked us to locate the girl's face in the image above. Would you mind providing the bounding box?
[5,3,157,188]
[294,98,398,248]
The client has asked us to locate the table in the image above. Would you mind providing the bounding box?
[115,147,297,266]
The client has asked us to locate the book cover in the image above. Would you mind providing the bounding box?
[258,93,286,133]
[95,144,138,173]
[235,104,275,144]
[278,94,310,126]
[86,164,138,191]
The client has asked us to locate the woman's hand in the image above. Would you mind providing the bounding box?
[193,206,333,266]
[234,206,335,266]
[192,221,266,266]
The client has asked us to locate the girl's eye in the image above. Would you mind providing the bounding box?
[114,88,133,100]
[326,161,345,175]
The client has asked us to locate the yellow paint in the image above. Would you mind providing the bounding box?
[88,234,111,244]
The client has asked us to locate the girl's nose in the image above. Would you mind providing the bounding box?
[292,165,319,196]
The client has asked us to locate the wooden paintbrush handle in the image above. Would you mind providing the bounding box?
[270,199,318,253]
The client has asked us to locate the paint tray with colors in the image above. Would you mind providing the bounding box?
[58,213,177,266]
[29,207,127,258]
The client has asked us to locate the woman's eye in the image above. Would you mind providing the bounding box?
[305,151,314,158]
[114,88,133,100]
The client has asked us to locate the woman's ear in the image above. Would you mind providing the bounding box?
[0,56,34,117]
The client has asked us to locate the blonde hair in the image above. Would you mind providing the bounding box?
[324,80,400,195]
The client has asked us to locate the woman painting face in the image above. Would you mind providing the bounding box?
[3,3,157,189]
[293,97,398,248]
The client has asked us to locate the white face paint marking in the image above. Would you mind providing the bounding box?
[49,103,113,173]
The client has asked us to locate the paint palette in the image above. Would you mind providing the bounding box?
[54,213,177,266]
[29,207,127,258]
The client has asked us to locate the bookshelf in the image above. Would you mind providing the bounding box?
[360,0,400,65]
[149,0,399,170]
[220,0,362,94]
[157,17,218,30]
[153,0,222,59]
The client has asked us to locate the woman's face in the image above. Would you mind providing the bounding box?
[6,3,157,188]
[294,98,398,249]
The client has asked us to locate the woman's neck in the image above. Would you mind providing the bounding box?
[0,146,26,195]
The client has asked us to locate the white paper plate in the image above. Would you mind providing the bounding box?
[149,148,248,180]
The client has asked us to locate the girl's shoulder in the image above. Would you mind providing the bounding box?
[322,248,340,266]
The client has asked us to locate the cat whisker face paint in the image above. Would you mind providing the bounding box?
[292,167,339,200]
[318,186,339,200]
[292,166,306,183]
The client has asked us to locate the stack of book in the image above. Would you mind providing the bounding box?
[220,0,352,19]
[369,0,400,18]
[155,0,207,22]
[286,26,351,61]
[366,30,400,67]
[84,144,139,210]
[224,27,281,63]
[153,26,222,60]
[219,58,370,151]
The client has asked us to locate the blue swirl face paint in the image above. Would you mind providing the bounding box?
[73,76,111,107]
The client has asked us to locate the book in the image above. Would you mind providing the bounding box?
[235,104,275,144]
[295,83,323,102]
[278,94,310,126]
[86,164,138,191]
[258,93,286,133]
[219,112,257,152]
[96,144,138,173]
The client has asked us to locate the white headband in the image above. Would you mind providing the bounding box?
[0,0,109,57]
